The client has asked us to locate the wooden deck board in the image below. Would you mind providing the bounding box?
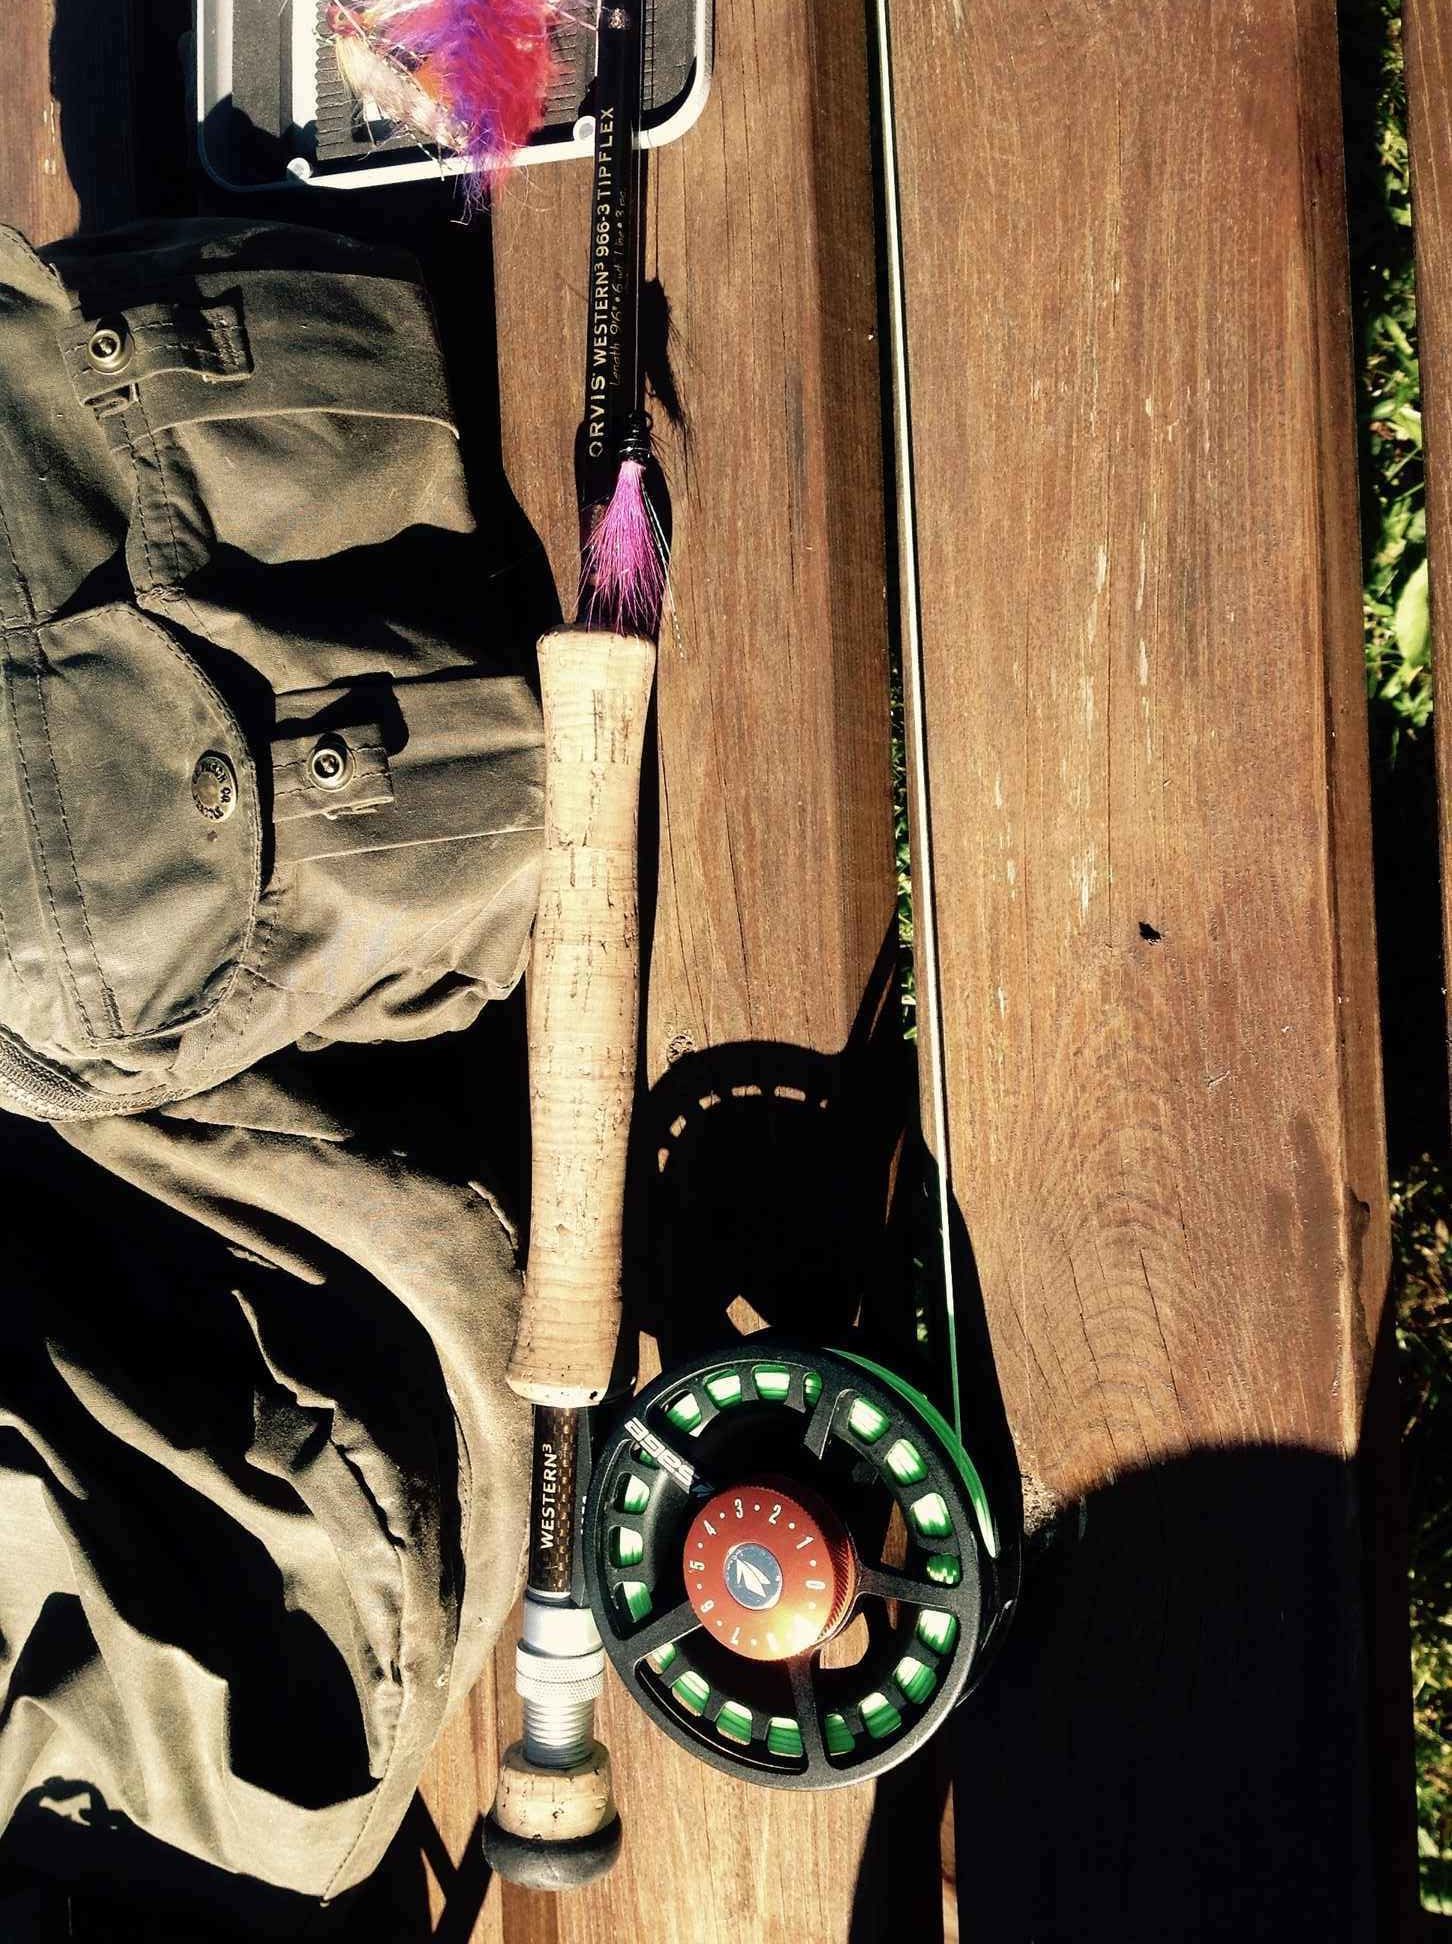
[1,0,81,245]
[2,0,135,241]
[418,1675,506,1944]
[887,2,1402,1935]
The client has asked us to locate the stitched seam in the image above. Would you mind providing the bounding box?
[132,339,227,354]
[0,503,42,999]
[137,410,217,641]
[274,788,390,811]
[136,389,188,591]
[274,741,388,773]
[0,896,31,993]
[25,658,124,1037]
[317,1382,454,1900]
[127,340,238,359]
[0,463,36,627]
[0,658,98,1038]
[132,405,460,433]
[131,314,247,345]
[121,424,164,601]
[274,824,544,867]
[196,898,280,1072]
[0,492,78,1016]
[66,311,250,377]
[273,777,389,794]
[71,349,239,390]
[274,799,391,817]
[128,310,244,332]
[223,961,343,1002]
[318,1646,417,1904]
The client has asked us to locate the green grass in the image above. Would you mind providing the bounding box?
[1395,1162,1452,1912]
[1347,1,1452,1908]
[1348,0,1430,743]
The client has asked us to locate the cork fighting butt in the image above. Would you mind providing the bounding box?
[509,627,656,1408]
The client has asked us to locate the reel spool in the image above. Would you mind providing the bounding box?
[584,1343,1007,1788]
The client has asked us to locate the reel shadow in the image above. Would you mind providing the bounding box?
[613,931,1028,1943]
[619,929,922,1373]
[884,1161,1417,1938]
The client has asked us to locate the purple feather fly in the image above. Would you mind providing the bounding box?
[583,457,668,635]
[327,0,567,190]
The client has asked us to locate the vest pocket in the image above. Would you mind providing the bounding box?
[60,263,472,596]
[0,602,261,1051]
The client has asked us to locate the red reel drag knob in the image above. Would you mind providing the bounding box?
[682,1481,857,1662]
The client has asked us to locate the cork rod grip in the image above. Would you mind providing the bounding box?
[509,628,657,1407]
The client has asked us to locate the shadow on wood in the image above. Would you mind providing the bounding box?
[396,1797,493,1944]
[943,1326,1408,1942]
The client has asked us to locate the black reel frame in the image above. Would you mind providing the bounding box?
[583,1343,1006,1790]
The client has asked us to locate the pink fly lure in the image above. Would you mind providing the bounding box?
[583,454,668,636]
[327,0,562,188]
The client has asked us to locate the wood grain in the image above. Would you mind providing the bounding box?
[888,1,1399,1935]
[0,0,78,243]
[0,0,133,245]
[490,0,903,1927]
[419,1678,506,1944]
[1408,0,1452,1092]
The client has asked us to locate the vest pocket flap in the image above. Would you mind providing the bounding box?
[76,271,455,437]
[269,672,543,866]
[272,681,397,827]
[60,299,254,410]
[0,604,261,1050]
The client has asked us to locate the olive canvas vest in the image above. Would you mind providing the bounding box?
[0,218,539,1915]
[0,216,543,1118]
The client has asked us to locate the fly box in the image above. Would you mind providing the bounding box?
[195,0,712,191]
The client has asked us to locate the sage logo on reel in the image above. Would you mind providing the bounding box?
[724,1542,783,1611]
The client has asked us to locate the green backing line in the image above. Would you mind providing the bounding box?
[836,1348,998,1557]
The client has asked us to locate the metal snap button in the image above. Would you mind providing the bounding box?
[307,735,353,791]
[85,320,133,376]
[191,752,238,822]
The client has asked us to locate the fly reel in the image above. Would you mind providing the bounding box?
[583,1343,1008,1788]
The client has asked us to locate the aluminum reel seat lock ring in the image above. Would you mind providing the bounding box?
[583,1343,1006,1790]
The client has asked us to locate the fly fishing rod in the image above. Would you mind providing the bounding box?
[327,0,660,1889]
[481,0,1016,1834]
[479,0,663,1886]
